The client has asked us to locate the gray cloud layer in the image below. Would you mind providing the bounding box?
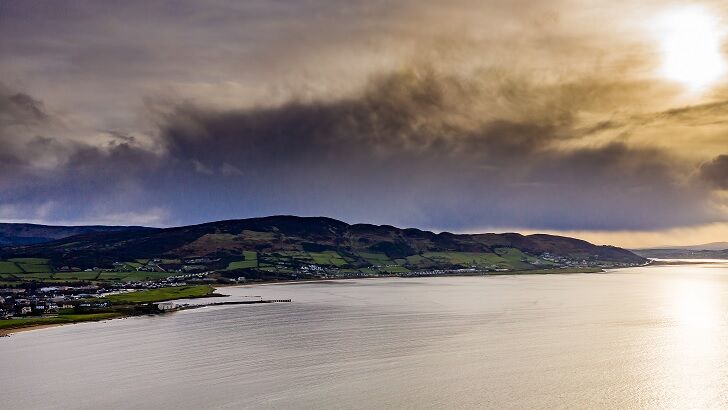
[1,0,727,231]
[1,69,724,230]
[154,69,721,230]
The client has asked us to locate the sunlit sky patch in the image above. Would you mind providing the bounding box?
[652,5,726,92]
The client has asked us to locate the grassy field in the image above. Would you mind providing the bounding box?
[494,248,544,264]
[0,277,80,284]
[103,285,215,304]
[52,271,100,280]
[0,313,122,332]
[13,273,56,280]
[8,258,50,264]
[227,250,259,270]
[8,258,52,273]
[0,261,23,274]
[220,249,550,273]
[0,270,172,283]
[243,251,257,261]
[124,262,143,269]
[120,271,171,281]
[227,260,258,270]
[18,265,52,273]
[379,265,410,273]
[422,252,502,267]
[309,251,347,267]
[404,254,435,265]
[9,258,51,273]
[358,252,394,266]
[419,251,545,270]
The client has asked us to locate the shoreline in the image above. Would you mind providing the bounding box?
[227,267,610,288]
[0,314,125,336]
[0,265,647,337]
[0,323,64,337]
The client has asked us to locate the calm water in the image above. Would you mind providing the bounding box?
[4,262,728,409]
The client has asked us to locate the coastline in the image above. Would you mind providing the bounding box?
[1,286,219,337]
[0,314,124,337]
[1,266,642,337]
[1,323,64,337]
[228,267,610,288]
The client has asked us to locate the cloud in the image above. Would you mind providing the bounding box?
[1,63,724,231]
[151,67,720,231]
[700,155,728,189]
[2,91,48,123]
[0,83,166,225]
[1,0,728,240]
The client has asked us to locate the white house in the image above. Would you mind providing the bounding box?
[157,302,177,311]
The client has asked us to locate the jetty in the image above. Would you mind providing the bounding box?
[156,299,291,312]
[202,299,291,307]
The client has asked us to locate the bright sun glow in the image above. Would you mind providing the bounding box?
[653,6,727,91]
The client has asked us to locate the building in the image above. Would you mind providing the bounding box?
[157,302,177,311]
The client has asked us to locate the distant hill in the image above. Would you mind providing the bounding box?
[633,248,728,259]
[0,223,155,246]
[633,241,728,259]
[636,242,728,251]
[0,216,646,274]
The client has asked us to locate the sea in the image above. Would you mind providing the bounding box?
[3,261,728,409]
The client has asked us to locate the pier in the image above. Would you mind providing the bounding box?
[203,299,292,306]
[156,299,291,312]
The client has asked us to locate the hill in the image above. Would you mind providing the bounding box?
[0,223,154,246]
[653,242,728,251]
[0,216,646,280]
[633,248,728,259]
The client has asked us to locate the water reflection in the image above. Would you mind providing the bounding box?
[655,264,728,408]
[667,275,720,329]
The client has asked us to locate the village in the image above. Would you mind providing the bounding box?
[0,270,214,320]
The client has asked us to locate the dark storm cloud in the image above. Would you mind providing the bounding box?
[151,68,716,231]
[0,66,721,230]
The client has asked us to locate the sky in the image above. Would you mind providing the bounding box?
[1,0,728,247]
